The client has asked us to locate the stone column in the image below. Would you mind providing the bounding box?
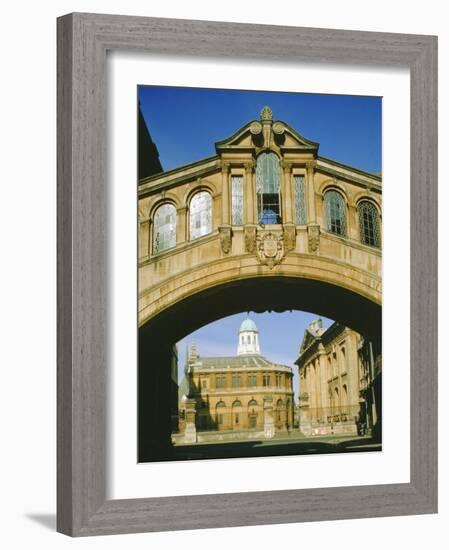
[306,161,316,222]
[348,203,358,241]
[263,397,275,439]
[176,206,187,245]
[183,398,197,443]
[139,219,150,259]
[244,161,255,224]
[281,161,293,223]
[218,162,232,254]
[221,162,230,225]
[306,161,320,253]
[318,345,329,420]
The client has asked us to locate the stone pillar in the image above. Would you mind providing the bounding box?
[183,398,197,444]
[281,161,293,224]
[263,397,275,439]
[139,219,150,259]
[306,161,320,253]
[221,162,230,225]
[244,161,255,224]
[176,206,187,245]
[348,203,358,241]
[318,345,329,420]
[306,161,317,222]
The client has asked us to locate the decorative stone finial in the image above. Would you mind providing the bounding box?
[189,341,198,361]
[260,106,273,121]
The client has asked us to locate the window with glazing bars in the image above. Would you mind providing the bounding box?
[231,175,243,225]
[189,191,212,239]
[216,375,226,388]
[256,152,282,224]
[294,175,306,224]
[232,375,241,388]
[358,200,380,247]
[248,374,257,387]
[152,203,176,254]
[324,190,346,236]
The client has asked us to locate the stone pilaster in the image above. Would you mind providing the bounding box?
[139,219,150,259]
[306,161,317,223]
[263,397,275,439]
[244,161,255,224]
[221,162,230,225]
[176,206,187,245]
[183,398,197,444]
[281,161,293,224]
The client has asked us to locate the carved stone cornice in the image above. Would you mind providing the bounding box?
[244,161,255,174]
[281,160,293,173]
[221,161,231,174]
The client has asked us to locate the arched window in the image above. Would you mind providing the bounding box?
[152,203,176,254]
[248,399,258,407]
[324,190,346,236]
[189,191,212,240]
[358,200,380,247]
[256,152,282,224]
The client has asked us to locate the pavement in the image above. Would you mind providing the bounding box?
[166,434,381,461]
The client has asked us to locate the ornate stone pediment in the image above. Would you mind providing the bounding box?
[215,107,320,153]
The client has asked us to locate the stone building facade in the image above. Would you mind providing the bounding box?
[175,318,294,444]
[138,106,382,332]
[296,319,380,437]
[138,106,382,458]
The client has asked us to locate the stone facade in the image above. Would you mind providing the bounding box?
[138,107,382,458]
[138,107,382,335]
[175,319,294,444]
[296,319,381,437]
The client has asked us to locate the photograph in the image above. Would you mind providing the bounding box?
[137,87,382,462]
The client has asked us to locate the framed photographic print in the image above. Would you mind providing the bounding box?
[57,12,437,536]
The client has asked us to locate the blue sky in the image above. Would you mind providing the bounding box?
[138,86,381,400]
[138,85,382,174]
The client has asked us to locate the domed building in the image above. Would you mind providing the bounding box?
[176,318,294,444]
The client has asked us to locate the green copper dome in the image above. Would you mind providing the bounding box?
[239,318,258,332]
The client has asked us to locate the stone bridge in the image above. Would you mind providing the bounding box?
[137,107,381,460]
[138,106,381,342]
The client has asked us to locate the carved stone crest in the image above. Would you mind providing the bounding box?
[244,225,257,253]
[283,224,296,252]
[256,231,285,269]
[307,223,320,253]
[218,225,232,254]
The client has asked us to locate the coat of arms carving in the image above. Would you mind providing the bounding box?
[256,231,285,269]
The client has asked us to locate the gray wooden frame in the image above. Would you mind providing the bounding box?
[57,12,438,536]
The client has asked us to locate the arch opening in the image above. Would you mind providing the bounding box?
[138,276,381,462]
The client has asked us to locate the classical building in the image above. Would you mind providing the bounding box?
[138,105,382,459]
[296,319,381,438]
[175,318,294,444]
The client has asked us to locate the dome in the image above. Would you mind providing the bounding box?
[239,318,258,332]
